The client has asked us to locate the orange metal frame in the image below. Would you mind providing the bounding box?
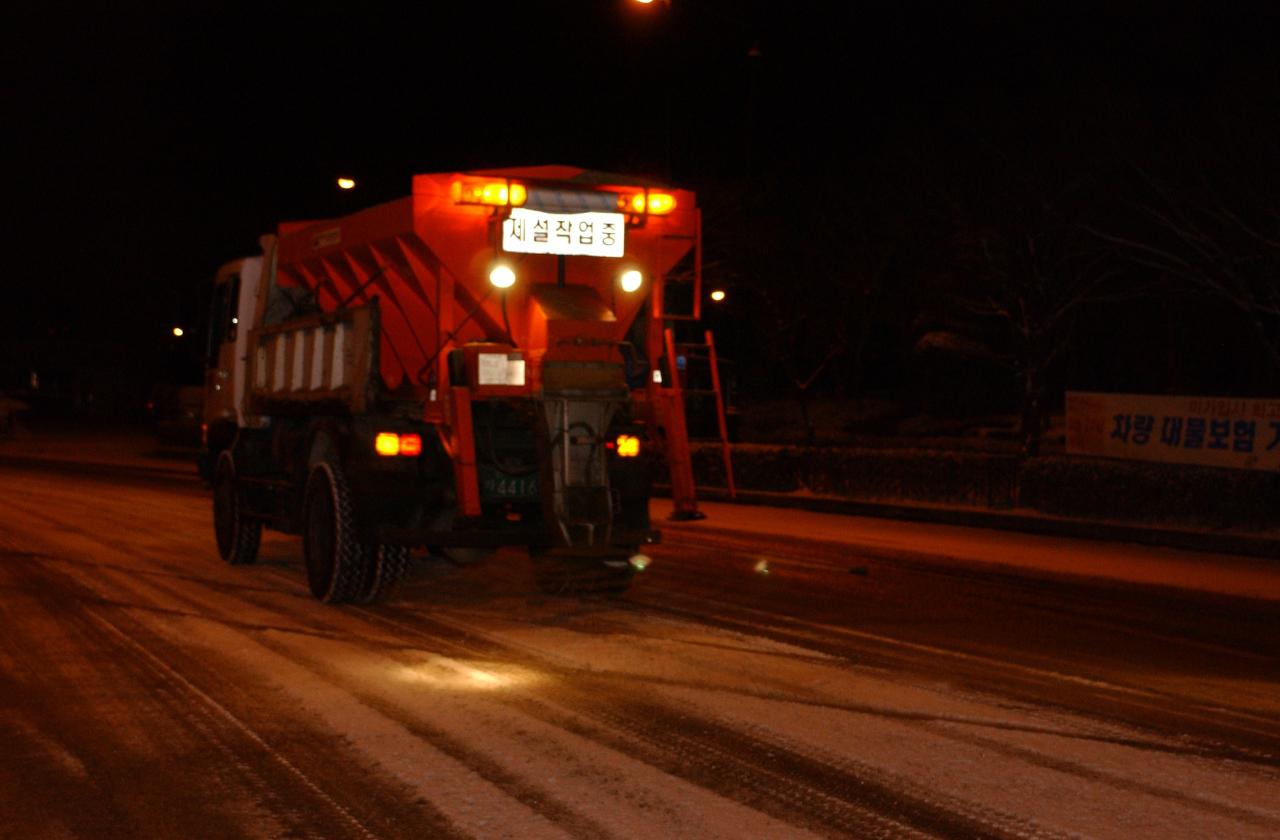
[660,327,700,518]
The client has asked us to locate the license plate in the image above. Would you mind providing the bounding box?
[479,467,540,499]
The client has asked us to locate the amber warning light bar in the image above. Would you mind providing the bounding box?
[449,178,674,216]
[451,179,527,207]
[618,192,676,215]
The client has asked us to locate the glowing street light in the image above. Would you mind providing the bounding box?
[709,289,726,302]
[337,177,356,190]
[172,326,185,337]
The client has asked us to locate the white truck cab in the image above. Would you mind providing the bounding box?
[200,254,263,478]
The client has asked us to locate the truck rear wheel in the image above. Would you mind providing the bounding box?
[530,549,635,597]
[303,461,371,603]
[359,545,410,604]
[213,451,261,566]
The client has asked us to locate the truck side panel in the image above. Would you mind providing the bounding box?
[246,305,379,416]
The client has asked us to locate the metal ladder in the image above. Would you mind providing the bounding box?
[664,327,736,500]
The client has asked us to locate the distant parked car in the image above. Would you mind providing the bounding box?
[148,384,203,447]
[0,392,30,437]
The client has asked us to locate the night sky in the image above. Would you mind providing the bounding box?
[5,1,1278,402]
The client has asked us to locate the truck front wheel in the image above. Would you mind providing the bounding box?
[213,451,261,565]
[303,461,371,603]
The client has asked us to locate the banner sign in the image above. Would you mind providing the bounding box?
[501,208,625,258]
[1066,391,1280,471]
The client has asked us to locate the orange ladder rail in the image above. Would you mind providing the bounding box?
[703,329,736,498]
[661,327,703,520]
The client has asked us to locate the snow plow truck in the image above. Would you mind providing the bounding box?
[202,166,721,603]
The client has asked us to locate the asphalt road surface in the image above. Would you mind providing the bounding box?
[1,452,1277,839]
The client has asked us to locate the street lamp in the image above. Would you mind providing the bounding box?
[626,0,760,175]
[627,0,675,175]
[337,177,356,190]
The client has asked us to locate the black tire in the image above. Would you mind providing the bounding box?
[303,461,372,603]
[213,451,261,566]
[531,549,635,597]
[359,545,410,604]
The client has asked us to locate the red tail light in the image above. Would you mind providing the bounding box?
[375,432,422,457]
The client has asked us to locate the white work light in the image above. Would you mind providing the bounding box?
[489,264,516,289]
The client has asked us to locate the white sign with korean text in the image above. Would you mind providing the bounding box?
[1066,391,1280,471]
[501,208,625,258]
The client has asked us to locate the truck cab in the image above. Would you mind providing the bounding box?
[200,256,262,480]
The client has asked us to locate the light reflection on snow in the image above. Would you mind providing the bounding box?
[393,655,538,692]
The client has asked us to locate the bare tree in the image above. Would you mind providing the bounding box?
[961,210,1122,455]
[1075,84,1280,388]
[1087,166,1280,382]
[707,166,902,444]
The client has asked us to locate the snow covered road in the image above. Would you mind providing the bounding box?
[0,455,1277,838]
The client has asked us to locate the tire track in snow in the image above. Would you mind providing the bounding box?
[0,551,291,839]
[241,631,690,840]
[6,462,1278,838]
[17,478,1259,840]
[22,501,1259,834]
[636,584,1280,765]
[0,519,466,839]
[131,561,821,839]
[356,598,1280,839]
[348,605,1069,839]
[86,608,385,840]
[932,727,1280,830]
[0,496,632,839]
[660,528,1280,661]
